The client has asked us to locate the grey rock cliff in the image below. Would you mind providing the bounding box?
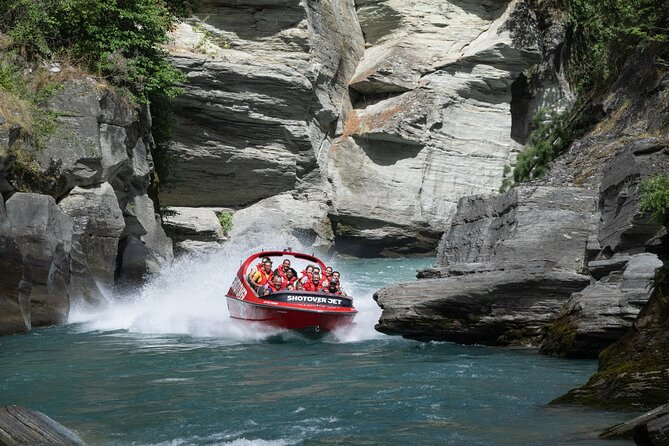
[374,185,596,345]
[162,0,568,256]
[0,78,171,334]
[330,0,548,255]
[162,0,364,209]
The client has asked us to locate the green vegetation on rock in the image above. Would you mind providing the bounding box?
[218,212,233,236]
[508,0,669,186]
[639,175,669,225]
[0,0,194,100]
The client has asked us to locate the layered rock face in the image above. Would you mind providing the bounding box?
[328,0,555,255]
[540,142,668,358]
[556,268,669,410]
[374,185,595,345]
[162,0,365,209]
[0,79,171,334]
[163,0,565,256]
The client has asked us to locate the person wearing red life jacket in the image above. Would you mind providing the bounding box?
[312,267,329,289]
[275,259,298,281]
[249,259,274,292]
[303,270,326,292]
[324,266,333,279]
[299,265,315,284]
[248,256,271,283]
[283,268,297,289]
[263,275,285,295]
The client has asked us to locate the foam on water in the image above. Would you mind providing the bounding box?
[68,243,385,343]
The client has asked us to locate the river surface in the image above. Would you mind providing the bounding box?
[0,253,635,445]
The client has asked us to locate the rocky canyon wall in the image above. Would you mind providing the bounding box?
[163,0,565,256]
[0,79,172,334]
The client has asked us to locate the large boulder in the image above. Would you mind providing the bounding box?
[556,266,669,410]
[59,183,125,308]
[374,185,596,345]
[3,193,73,327]
[0,200,31,334]
[117,194,173,284]
[539,253,662,358]
[227,193,334,253]
[162,207,227,255]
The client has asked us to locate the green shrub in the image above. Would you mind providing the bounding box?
[505,109,585,186]
[218,212,233,235]
[0,0,194,100]
[639,175,669,225]
[557,0,669,96]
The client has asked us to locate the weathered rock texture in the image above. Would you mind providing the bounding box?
[162,0,569,256]
[163,207,227,255]
[0,79,171,334]
[162,0,364,209]
[556,266,669,410]
[374,185,595,345]
[538,50,669,358]
[539,141,669,358]
[600,403,669,444]
[326,0,574,255]
[0,405,87,446]
[2,193,73,329]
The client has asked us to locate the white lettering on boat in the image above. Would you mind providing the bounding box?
[285,295,343,305]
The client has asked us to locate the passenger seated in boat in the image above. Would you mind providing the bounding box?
[258,274,285,296]
[274,259,298,281]
[248,256,271,280]
[331,271,347,296]
[323,278,344,295]
[303,269,326,292]
[282,268,297,289]
[294,280,304,291]
[249,259,273,291]
[324,267,333,279]
[299,265,315,284]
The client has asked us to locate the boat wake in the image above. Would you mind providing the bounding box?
[68,244,386,344]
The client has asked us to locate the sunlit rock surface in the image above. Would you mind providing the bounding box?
[162,0,364,207]
[328,0,547,255]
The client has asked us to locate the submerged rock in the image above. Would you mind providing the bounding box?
[0,405,87,446]
[600,403,669,444]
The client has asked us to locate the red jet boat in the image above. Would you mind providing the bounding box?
[226,250,357,334]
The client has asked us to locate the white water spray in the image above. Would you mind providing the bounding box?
[69,243,386,343]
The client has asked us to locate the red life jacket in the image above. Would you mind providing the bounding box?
[267,281,283,293]
[304,276,326,292]
[298,270,312,283]
[281,276,297,288]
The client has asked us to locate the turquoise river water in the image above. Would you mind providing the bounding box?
[0,252,636,445]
